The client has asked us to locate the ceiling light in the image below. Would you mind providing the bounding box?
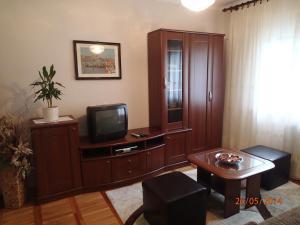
[181,0,215,12]
[89,45,105,54]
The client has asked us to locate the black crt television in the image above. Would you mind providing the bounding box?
[87,103,128,143]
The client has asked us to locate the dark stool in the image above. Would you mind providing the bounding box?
[142,171,207,225]
[241,145,291,190]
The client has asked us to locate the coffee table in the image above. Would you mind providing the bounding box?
[188,149,275,218]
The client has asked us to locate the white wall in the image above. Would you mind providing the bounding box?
[0,0,228,135]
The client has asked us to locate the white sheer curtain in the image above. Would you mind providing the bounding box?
[223,0,300,179]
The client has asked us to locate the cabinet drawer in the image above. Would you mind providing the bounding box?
[81,159,112,187]
[112,153,147,181]
[147,145,165,172]
[165,131,187,165]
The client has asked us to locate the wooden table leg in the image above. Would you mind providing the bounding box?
[197,167,211,195]
[224,179,241,218]
[246,174,272,220]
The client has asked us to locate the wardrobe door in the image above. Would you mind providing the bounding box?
[189,34,209,153]
[207,35,225,148]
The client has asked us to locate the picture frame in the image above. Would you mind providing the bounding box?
[73,40,122,80]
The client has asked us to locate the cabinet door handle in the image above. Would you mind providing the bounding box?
[166,136,171,140]
[163,77,167,89]
[106,160,110,164]
[128,170,132,174]
[208,91,213,102]
[128,159,132,163]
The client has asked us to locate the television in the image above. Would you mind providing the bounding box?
[87,103,128,142]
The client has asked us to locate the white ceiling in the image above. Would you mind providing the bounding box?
[155,0,239,9]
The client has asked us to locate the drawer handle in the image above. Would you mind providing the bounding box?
[128,159,132,163]
[106,160,110,164]
[128,170,132,174]
[166,137,171,140]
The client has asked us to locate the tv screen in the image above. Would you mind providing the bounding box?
[87,103,128,142]
[95,108,126,136]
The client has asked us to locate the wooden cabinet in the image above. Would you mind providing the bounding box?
[31,117,82,202]
[165,131,187,165]
[81,159,112,187]
[146,145,165,172]
[148,31,189,131]
[189,34,209,152]
[189,34,225,152]
[148,29,225,156]
[112,153,147,181]
[207,35,225,148]
[79,128,167,188]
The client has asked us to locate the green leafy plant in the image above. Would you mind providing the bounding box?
[0,116,32,179]
[31,65,64,108]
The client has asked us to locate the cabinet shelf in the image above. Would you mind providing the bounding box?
[168,107,183,111]
[168,69,182,72]
[167,89,182,92]
[168,49,182,53]
[82,147,111,160]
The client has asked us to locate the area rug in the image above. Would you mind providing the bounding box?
[106,170,300,225]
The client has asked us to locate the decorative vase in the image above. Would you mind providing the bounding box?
[0,167,25,209]
[43,106,59,122]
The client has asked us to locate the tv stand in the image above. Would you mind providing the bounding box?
[79,127,185,190]
[31,117,191,203]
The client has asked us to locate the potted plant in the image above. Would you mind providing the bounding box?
[31,65,64,122]
[0,116,32,209]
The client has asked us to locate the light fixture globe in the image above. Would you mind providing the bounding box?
[181,0,215,12]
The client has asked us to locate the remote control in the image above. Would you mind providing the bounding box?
[131,133,141,138]
[139,133,148,137]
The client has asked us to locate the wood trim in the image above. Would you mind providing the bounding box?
[148,31,163,130]
[183,33,189,129]
[290,178,300,185]
[149,28,225,37]
[101,192,124,225]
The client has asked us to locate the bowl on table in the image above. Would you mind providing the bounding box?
[215,152,243,166]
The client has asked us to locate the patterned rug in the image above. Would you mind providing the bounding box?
[106,169,300,225]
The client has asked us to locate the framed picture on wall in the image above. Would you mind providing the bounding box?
[73,40,122,80]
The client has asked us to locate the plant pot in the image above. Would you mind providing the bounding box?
[43,106,59,122]
[0,167,25,209]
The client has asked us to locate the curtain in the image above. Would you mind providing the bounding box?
[223,0,300,179]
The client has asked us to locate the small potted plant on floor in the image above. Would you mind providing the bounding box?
[31,65,64,122]
[0,116,32,209]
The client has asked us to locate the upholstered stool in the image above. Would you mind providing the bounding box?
[241,145,291,190]
[142,171,207,225]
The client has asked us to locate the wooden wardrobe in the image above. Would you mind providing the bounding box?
[148,29,225,160]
